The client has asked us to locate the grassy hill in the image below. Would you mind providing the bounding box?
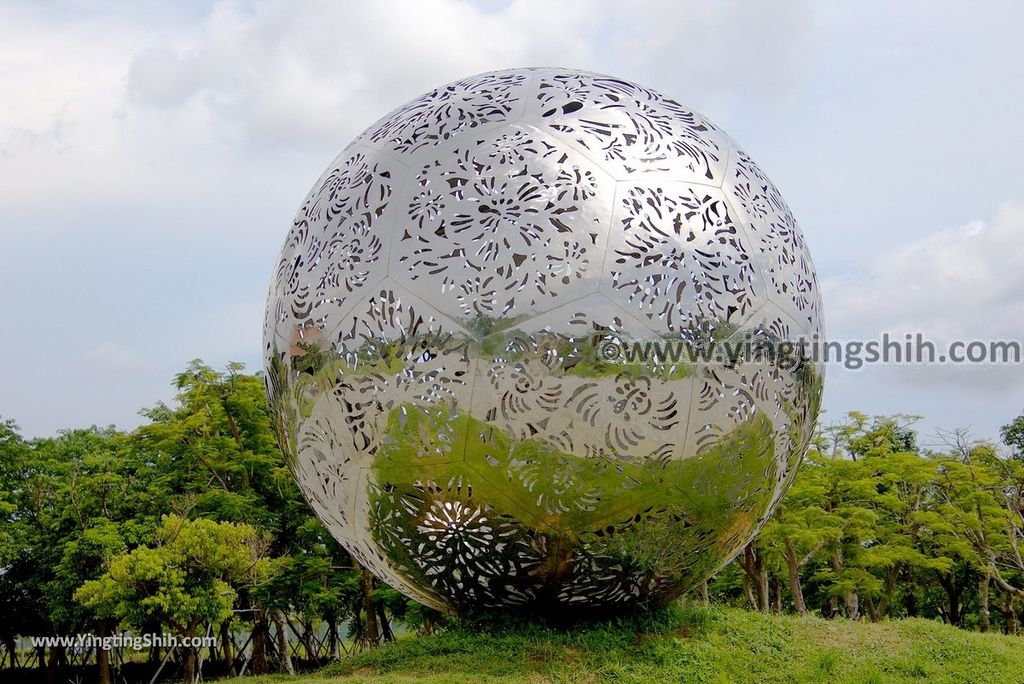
[218,603,1024,684]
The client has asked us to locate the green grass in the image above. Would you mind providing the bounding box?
[214,603,1024,683]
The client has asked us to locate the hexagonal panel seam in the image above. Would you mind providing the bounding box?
[572,291,662,339]
[598,179,768,330]
[368,74,536,172]
[377,276,484,342]
[386,124,616,325]
[520,76,730,187]
[716,188,775,332]
[350,465,450,610]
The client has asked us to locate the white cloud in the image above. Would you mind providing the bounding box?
[606,0,816,101]
[4,0,1020,440]
[825,202,1024,339]
[85,342,141,372]
[823,202,1024,389]
[0,0,817,231]
[123,0,816,146]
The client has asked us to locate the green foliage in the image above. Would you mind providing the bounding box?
[137,360,296,530]
[1001,411,1024,460]
[134,361,370,644]
[0,362,404,682]
[0,423,158,639]
[76,515,264,634]
[4,365,1024,684]
[721,413,1024,631]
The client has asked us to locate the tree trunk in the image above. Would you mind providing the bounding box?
[178,622,202,684]
[362,567,380,646]
[421,612,436,636]
[865,593,880,623]
[771,576,783,614]
[698,580,709,605]
[742,573,756,610]
[96,619,113,684]
[830,548,859,620]
[784,540,808,616]
[303,617,318,662]
[903,589,918,617]
[183,647,196,684]
[760,564,770,612]
[46,643,65,684]
[979,570,991,633]
[825,594,838,619]
[328,614,341,660]
[220,621,235,676]
[1006,594,1020,636]
[377,603,395,643]
[272,610,294,675]
[250,608,269,675]
[3,636,17,668]
[939,575,962,626]
[878,565,899,618]
[845,591,860,620]
[208,630,218,664]
[740,544,769,612]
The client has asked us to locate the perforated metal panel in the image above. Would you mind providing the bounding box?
[264,68,824,612]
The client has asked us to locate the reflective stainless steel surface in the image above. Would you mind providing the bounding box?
[264,68,824,612]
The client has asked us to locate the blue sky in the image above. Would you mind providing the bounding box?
[1,0,1022,445]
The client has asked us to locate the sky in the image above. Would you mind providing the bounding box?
[1,0,1022,446]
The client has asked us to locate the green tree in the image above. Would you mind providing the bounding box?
[931,438,1024,628]
[758,452,844,615]
[0,424,153,683]
[1002,412,1024,461]
[0,418,36,662]
[133,360,389,669]
[136,361,311,672]
[76,514,266,683]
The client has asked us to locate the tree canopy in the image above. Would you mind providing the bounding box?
[1,367,1023,683]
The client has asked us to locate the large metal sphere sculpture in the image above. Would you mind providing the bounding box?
[264,68,823,613]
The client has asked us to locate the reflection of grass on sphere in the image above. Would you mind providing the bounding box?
[367,404,777,602]
[373,405,776,535]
